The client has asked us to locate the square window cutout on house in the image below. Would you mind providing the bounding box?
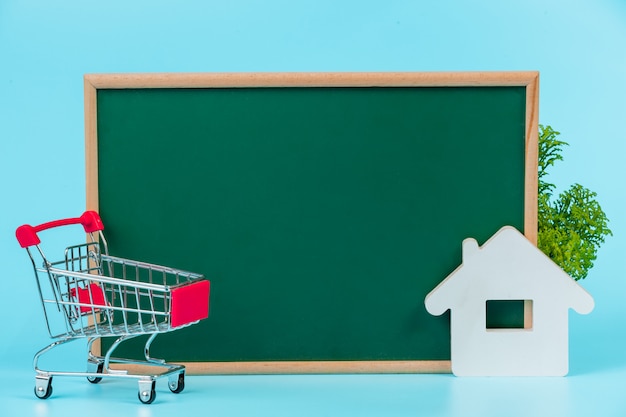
[486,300,533,329]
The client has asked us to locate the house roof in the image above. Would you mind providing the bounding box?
[425,226,595,316]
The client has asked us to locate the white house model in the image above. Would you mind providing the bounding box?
[424,226,594,377]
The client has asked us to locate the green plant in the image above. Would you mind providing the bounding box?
[537,124,612,280]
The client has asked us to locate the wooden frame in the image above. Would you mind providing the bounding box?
[84,72,539,374]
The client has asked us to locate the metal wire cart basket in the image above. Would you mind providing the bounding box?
[16,211,210,404]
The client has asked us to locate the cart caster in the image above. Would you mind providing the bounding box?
[138,380,156,404]
[168,372,185,394]
[86,360,104,384]
[34,376,53,400]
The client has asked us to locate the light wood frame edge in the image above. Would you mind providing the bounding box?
[85,71,539,89]
[84,71,539,374]
[182,360,451,375]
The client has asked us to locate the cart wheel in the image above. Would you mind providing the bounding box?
[87,362,104,384]
[34,377,53,400]
[168,372,185,394]
[138,381,156,404]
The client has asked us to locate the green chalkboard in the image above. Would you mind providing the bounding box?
[85,72,539,373]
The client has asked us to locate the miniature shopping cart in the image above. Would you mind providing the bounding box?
[16,211,210,404]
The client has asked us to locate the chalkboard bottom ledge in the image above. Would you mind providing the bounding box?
[170,360,452,375]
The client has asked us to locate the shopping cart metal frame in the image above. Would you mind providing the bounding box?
[16,211,210,404]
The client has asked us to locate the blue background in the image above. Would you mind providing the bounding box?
[1,1,625,416]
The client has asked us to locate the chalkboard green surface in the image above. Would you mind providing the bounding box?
[85,72,539,373]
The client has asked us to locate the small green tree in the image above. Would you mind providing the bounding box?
[537,124,612,280]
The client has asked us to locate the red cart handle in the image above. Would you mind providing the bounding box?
[16,211,104,248]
